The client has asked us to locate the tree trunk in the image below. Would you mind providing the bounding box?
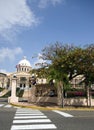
[87,87,89,107]
[57,81,64,107]
[86,86,91,107]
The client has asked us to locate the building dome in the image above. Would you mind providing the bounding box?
[18,56,31,67]
[16,56,32,73]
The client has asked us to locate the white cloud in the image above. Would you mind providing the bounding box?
[0,0,38,40]
[0,47,23,62]
[0,69,7,73]
[38,0,62,8]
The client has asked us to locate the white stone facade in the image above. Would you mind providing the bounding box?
[0,56,47,90]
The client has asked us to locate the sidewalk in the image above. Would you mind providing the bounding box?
[11,102,60,110]
[10,101,94,111]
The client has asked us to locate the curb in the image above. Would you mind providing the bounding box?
[10,102,94,111]
[10,102,63,111]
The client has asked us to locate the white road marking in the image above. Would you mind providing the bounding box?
[53,110,73,117]
[14,115,47,119]
[0,104,4,107]
[11,124,56,130]
[15,113,44,116]
[11,108,57,130]
[0,104,20,108]
[16,111,43,114]
[4,104,12,108]
[16,108,39,111]
[13,119,51,123]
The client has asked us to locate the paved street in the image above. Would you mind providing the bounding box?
[0,102,94,130]
[0,102,16,130]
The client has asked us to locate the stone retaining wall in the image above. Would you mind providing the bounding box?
[29,96,94,107]
[28,86,94,106]
[64,98,94,106]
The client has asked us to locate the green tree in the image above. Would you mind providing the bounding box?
[31,43,94,107]
[41,43,78,107]
[74,44,94,106]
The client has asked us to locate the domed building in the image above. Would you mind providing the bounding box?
[0,56,47,90]
[17,56,32,73]
[8,56,32,90]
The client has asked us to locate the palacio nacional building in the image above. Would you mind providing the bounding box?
[0,56,56,104]
[0,56,46,90]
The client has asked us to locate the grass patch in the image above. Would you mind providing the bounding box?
[17,89,24,97]
[0,87,5,92]
[1,88,24,98]
[2,91,11,98]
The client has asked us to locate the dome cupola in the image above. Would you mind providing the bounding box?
[16,56,32,72]
[18,56,31,67]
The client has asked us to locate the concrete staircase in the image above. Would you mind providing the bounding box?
[0,89,9,97]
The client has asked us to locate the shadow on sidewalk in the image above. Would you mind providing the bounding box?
[32,102,58,107]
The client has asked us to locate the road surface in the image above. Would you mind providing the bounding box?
[0,102,94,130]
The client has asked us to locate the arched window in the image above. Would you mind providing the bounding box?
[29,84,31,88]
[24,84,26,88]
[22,68,23,71]
[20,84,22,87]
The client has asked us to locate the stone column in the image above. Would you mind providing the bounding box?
[8,77,18,103]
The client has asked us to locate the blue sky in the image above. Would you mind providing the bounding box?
[0,0,94,72]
